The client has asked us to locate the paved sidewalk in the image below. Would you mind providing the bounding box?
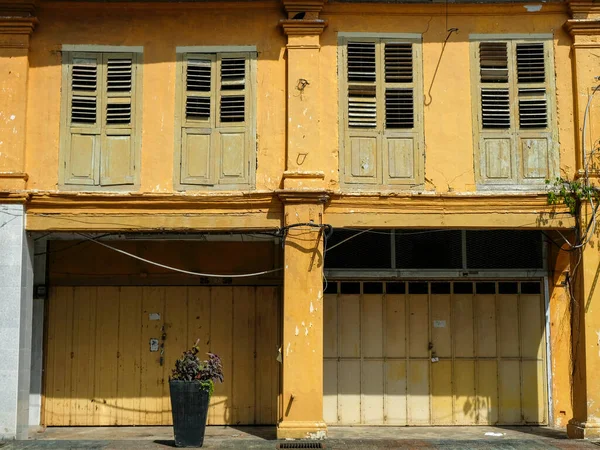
[1,426,599,449]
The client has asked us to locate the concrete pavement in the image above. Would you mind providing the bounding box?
[1,426,599,449]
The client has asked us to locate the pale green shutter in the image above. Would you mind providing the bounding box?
[476,41,517,185]
[180,54,217,185]
[343,39,381,185]
[382,39,422,186]
[100,53,136,186]
[64,52,102,186]
[514,41,554,183]
[216,53,251,185]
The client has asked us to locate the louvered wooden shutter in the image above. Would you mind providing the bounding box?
[343,39,380,185]
[341,38,423,187]
[515,42,552,181]
[179,52,253,187]
[382,40,421,185]
[476,41,516,184]
[180,54,216,185]
[216,53,250,185]
[100,53,135,186]
[64,53,102,186]
[475,40,554,186]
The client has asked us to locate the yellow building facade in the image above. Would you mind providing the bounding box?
[1,0,600,440]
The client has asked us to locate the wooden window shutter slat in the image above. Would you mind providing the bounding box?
[347,41,377,129]
[107,58,132,92]
[385,42,412,83]
[187,59,212,92]
[185,54,215,125]
[516,43,547,130]
[479,42,508,83]
[383,42,415,130]
[105,53,134,128]
[347,41,376,82]
[385,88,414,129]
[70,56,99,126]
[481,88,510,129]
[219,56,246,123]
[516,43,545,83]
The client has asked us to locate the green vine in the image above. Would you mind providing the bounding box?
[546,177,600,216]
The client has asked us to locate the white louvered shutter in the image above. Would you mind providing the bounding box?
[382,40,422,185]
[344,39,380,185]
[101,53,136,186]
[64,53,102,185]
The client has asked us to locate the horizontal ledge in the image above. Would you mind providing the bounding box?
[0,172,28,181]
[283,170,325,179]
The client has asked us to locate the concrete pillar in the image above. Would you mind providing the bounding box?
[276,0,329,439]
[277,196,328,439]
[565,3,600,438]
[28,240,46,428]
[0,203,34,439]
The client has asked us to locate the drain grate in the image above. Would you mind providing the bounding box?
[277,443,325,449]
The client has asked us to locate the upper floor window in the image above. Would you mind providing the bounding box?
[338,35,424,189]
[175,49,257,190]
[471,36,558,188]
[60,49,142,189]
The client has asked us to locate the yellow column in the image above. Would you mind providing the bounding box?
[277,193,328,439]
[565,3,600,438]
[276,0,329,439]
[0,1,36,192]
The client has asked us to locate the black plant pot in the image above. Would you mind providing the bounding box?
[169,380,210,448]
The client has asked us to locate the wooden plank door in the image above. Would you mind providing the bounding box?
[44,286,280,426]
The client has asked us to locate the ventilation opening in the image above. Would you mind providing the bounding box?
[325,229,544,270]
[277,443,325,449]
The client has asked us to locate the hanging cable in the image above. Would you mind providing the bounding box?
[77,233,283,278]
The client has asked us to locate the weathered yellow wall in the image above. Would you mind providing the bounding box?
[18,2,575,194]
[548,237,574,428]
[0,47,29,190]
[26,2,287,192]
[0,0,585,433]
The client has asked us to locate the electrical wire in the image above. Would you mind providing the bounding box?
[77,233,283,278]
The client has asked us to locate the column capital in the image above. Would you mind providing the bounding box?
[0,1,38,48]
[276,188,330,205]
[568,0,600,19]
[564,18,600,37]
[279,0,328,36]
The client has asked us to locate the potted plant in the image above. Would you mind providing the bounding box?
[169,340,224,448]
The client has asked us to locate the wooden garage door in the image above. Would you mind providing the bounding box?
[323,280,547,426]
[44,286,280,426]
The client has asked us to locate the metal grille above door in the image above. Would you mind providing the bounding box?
[325,229,544,271]
[323,280,547,426]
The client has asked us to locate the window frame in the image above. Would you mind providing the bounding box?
[338,33,425,191]
[174,46,257,191]
[469,34,558,190]
[59,46,143,191]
